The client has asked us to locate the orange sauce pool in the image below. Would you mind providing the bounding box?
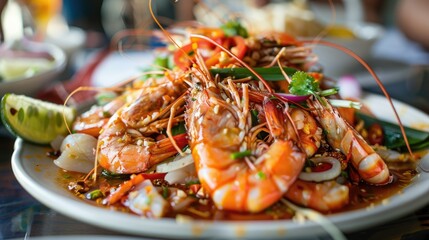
[55,161,419,221]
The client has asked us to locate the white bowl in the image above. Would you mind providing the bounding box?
[0,40,67,97]
[46,26,86,63]
[305,23,384,79]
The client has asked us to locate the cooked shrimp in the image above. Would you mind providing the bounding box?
[72,94,126,137]
[247,90,321,157]
[120,77,188,128]
[98,112,188,174]
[309,99,391,185]
[71,78,162,137]
[286,108,322,157]
[98,76,189,174]
[285,180,350,212]
[186,77,306,213]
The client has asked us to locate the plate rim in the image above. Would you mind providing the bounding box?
[11,93,429,239]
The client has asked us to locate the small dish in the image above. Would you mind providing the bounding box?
[0,39,66,97]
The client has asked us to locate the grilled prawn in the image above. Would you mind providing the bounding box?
[98,76,188,174]
[186,75,306,213]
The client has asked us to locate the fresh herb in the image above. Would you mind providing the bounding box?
[289,71,320,96]
[221,21,249,38]
[230,150,252,159]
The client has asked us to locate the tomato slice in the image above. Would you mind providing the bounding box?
[173,36,247,70]
[259,31,301,46]
[228,36,247,59]
[174,38,221,70]
[173,42,195,70]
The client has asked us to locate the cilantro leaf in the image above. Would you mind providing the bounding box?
[288,71,320,96]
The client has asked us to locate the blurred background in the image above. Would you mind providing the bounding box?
[0,0,429,72]
[0,0,428,106]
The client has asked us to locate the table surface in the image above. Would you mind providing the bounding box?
[1,61,429,240]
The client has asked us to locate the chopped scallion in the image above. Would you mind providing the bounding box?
[86,189,104,200]
[230,150,252,159]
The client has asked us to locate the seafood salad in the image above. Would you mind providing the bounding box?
[40,17,428,225]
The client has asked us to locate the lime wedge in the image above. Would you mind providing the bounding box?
[1,93,76,144]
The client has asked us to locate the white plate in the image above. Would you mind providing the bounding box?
[11,94,429,239]
[91,51,154,87]
[0,40,66,97]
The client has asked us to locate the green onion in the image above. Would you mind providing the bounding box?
[171,122,187,135]
[101,169,130,179]
[257,171,266,180]
[319,88,339,97]
[86,189,104,200]
[329,99,362,109]
[210,67,297,81]
[185,180,201,186]
[230,150,252,159]
[162,186,169,199]
[251,109,259,126]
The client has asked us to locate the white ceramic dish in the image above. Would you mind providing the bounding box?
[11,94,429,239]
[0,40,66,97]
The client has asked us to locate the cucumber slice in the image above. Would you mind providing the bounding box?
[1,93,76,144]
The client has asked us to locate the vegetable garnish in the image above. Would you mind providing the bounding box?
[289,71,320,96]
[220,20,249,38]
[210,67,297,81]
[357,112,429,152]
[288,71,359,108]
[230,150,252,159]
[86,189,104,200]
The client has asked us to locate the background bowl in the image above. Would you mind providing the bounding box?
[306,23,385,79]
[0,40,66,97]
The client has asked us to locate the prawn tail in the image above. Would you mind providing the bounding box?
[285,180,350,212]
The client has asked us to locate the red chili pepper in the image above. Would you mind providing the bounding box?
[139,172,167,180]
[311,162,332,172]
[367,123,384,145]
[227,36,247,60]
[188,184,201,195]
